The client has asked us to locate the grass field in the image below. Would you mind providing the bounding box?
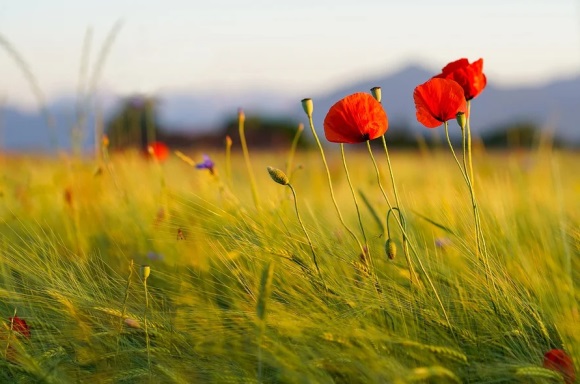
[0,144,578,383]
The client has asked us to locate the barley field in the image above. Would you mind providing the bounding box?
[0,142,577,383]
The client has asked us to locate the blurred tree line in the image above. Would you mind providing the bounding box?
[105,95,310,151]
[105,95,563,151]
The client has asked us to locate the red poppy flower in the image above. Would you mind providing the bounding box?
[9,316,30,338]
[413,78,467,128]
[323,92,388,143]
[435,58,487,100]
[543,349,576,384]
[148,141,169,162]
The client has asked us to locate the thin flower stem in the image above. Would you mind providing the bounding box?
[286,124,303,180]
[463,104,490,258]
[288,184,322,282]
[366,141,418,285]
[340,144,370,262]
[225,136,233,187]
[306,115,366,257]
[116,260,134,355]
[463,105,494,297]
[339,145,383,300]
[461,124,469,180]
[367,139,454,339]
[143,278,151,373]
[381,136,412,274]
[386,207,403,240]
[466,101,475,185]
[239,113,260,209]
[444,122,471,186]
[445,122,494,299]
[445,122,480,252]
[4,309,17,358]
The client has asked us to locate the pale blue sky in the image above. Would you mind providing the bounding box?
[1,0,579,106]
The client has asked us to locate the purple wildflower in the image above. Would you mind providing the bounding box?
[195,154,215,175]
[435,237,452,248]
[146,251,164,261]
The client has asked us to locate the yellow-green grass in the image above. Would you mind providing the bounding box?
[0,147,577,383]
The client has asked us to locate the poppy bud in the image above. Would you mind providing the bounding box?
[385,238,397,260]
[142,265,151,281]
[301,98,314,118]
[370,87,382,103]
[456,112,467,130]
[238,108,245,124]
[267,166,289,186]
[225,135,232,147]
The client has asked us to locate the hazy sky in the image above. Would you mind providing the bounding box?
[1,0,579,106]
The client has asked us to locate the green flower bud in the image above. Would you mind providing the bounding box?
[267,166,289,186]
[142,265,151,281]
[385,238,397,260]
[456,112,466,130]
[301,98,314,118]
[370,87,382,103]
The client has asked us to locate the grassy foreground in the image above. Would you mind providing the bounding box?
[0,147,578,383]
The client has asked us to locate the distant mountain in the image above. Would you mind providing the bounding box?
[1,64,578,151]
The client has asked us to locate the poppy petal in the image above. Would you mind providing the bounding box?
[413,78,466,128]
[149,141,169,162]
[543,349,576,384]
[413,89,443,128]
[436,58,487,100]
[323,93,388,144]
[440,58,470,77]
[9,316,30,338]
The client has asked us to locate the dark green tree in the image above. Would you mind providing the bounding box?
[482,121,542,148]
[105,95,162,150]
[221,114,310,149]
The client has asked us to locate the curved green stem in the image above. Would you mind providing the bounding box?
[367,141,454,336]
[386,207,406,240]
[340,144,370,264]
[444,122,471,186]
[366,141,418,285]
[466,101,475,185]
[445,121,494,301]
[288,184,322,281]
[286,124,303,180]
[143,278,151,373]
[381,136,413,273]
[306,115,366,258]
[239,113,260,209]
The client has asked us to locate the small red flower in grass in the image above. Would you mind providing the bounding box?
[413,78,467,128]
[435,58,487,100]
[323,92,388,143]
[148,141,169,162]
[543,349,576,384]
[9,316,30,338]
